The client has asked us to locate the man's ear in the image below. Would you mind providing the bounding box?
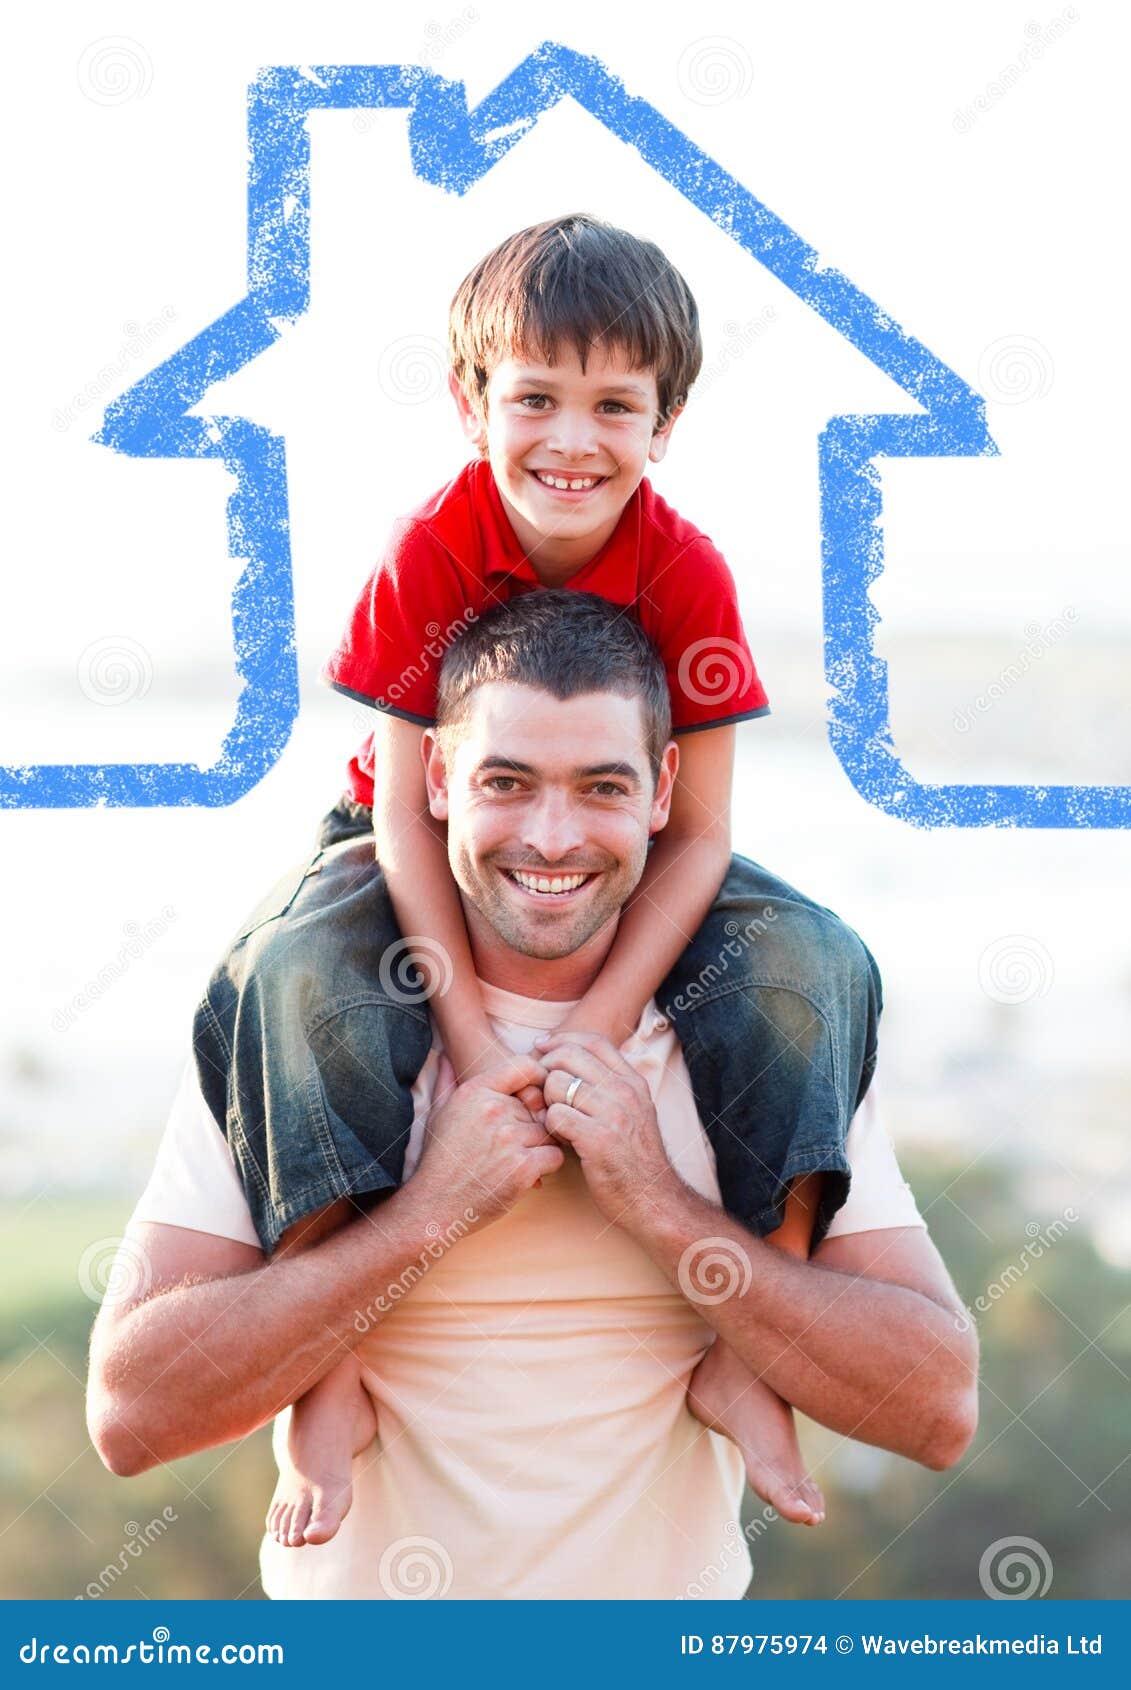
[421,728,450,820]
[648,401,684,466]
[649,740,680,834]
[448,369,488,452]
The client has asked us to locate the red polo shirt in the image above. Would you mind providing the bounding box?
[323,460,769,806]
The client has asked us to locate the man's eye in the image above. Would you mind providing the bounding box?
[589,781,626,798]
[486,775,520,792]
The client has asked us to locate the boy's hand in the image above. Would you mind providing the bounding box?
[516,1081,546,1123]
[539,1007,637,1053]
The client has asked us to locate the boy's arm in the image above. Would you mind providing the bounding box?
[558,724,734,1047]
[370,713,501,1080]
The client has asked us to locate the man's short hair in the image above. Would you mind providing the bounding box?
[435,591,672,779]
[448,213,702,432]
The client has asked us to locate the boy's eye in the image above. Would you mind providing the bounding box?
[516,394,632,414]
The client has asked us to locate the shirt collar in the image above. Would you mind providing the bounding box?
[478,461,644,605]
[475,977,670,1041]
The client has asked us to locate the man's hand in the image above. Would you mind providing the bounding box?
[411,1052,563,1229]
[533,1030,679,1229]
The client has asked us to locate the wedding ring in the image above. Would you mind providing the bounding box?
[563,1074,584,1109]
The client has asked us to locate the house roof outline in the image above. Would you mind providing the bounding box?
[2,42,1117,826]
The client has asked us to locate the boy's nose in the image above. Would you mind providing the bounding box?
[544,408,600,459]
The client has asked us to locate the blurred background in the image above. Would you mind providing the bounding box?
[2,0,1129,1600]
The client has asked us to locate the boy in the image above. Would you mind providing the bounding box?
[194,214,882,1549]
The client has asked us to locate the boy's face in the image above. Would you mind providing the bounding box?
[449,343,681,573]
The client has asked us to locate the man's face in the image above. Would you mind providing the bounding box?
[425,683,676,963]
[449,344,680,570]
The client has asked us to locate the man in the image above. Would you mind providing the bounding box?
[87,593,978,1600]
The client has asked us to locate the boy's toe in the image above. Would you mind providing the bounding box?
[795,1478,826,1523]
[302,1511,334,1545]
[781,1479,825,1525]
[288,1495,312,1546]
[303,1485,346,1545]
[746,1459,821,1526]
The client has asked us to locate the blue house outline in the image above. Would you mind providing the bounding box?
[3,42,1122,826]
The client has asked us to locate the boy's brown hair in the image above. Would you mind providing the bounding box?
[448,213,702,433]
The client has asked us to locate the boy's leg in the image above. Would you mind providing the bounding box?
[660,853,882,1247]
[686,1174,826,1526]
[193,812,435,1257]
[265,1197,381,1548]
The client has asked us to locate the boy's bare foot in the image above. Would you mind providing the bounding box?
[265,1356,378,1548]
[267,1463,356,1548]
[687,1339,825,1526]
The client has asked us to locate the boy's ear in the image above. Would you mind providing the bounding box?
[421,728,450,820]
[448,369,487,451]
[647,400,684,466]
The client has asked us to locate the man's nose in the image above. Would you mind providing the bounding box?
[520,793,586,862]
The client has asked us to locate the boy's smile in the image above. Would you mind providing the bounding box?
[450,345,681,580]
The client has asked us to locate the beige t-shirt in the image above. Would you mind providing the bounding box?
[129,982,923,1601]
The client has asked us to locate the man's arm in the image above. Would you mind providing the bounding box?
[538,1030,978,1473]
[636,1194,978,1470]
[87,1186,444,1477]
[88,1051,562,1478]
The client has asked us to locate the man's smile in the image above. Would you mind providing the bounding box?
[498,864,602,903]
